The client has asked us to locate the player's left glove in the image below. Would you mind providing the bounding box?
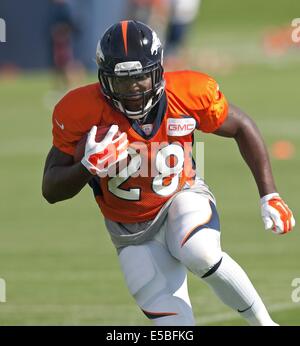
[261,193,295,234]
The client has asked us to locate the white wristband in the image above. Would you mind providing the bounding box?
[260,192,279,204]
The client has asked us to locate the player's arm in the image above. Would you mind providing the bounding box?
[42,125,128,204]
[213,103,295,234]
[42,146,92,204]
[213,103,276,197]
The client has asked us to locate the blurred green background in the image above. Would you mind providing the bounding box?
[0,0,299,325]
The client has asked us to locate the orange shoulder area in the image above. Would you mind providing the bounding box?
[53,83,105,131]
[164,70,217,112]
[52,83,109,155]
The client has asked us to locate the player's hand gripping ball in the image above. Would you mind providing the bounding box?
[75,125,129,176]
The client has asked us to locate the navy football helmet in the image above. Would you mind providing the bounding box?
[96,20,165,120]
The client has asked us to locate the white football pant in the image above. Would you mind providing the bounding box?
[118,192,277,326]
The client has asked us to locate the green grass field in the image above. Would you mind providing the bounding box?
[0,0,299,325]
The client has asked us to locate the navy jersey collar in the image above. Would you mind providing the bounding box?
[129,92,167,140]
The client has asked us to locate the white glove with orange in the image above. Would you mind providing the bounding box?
[261,193,295,234]
[81,125,128,176]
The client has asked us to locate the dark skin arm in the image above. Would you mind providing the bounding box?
[213,104,277,198]
[42,146,93,204]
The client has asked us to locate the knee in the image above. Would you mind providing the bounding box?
[180,228,222,277]
[119,243,195,325]
[167,195,222,276]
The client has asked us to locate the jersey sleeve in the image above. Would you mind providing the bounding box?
[52,92,82,156]
[51,83,108,156]
[193,74,228,133]
[165,71,229,133]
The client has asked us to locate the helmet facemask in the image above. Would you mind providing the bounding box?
[98,61,165,120]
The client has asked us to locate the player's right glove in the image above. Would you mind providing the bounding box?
[81,125,128,176]
[261,193,295,234]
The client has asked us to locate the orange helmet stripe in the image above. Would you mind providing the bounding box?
[121,21,128,55]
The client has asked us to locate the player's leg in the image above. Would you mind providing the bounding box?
[117,235,195,326]
[166,191,278,326]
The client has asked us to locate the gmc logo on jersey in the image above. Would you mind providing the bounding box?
[169,124,195,131]
[167,118,196,136]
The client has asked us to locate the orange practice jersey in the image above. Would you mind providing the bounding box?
[52,71,228,223]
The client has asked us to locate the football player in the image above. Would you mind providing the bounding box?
[42,20,295,326]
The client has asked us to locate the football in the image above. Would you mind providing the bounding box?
[73,125,121,163]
